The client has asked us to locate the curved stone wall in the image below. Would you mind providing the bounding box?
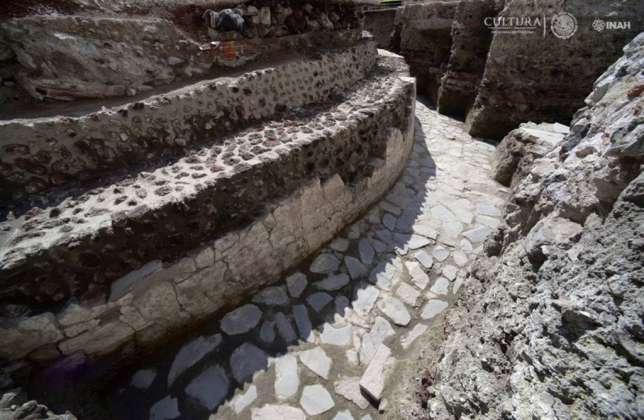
[0,70,416,367]
[0,40,376,197]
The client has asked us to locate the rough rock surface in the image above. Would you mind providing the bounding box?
[419,33,644,419]
[493,121,569,187]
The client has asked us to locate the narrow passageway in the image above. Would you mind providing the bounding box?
[111,99,508,420]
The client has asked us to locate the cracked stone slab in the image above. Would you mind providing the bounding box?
[359,343,393,403]
[414,250,434,269]
[299,347,332,379]
[360,316,395,364]
[334,376,370,410]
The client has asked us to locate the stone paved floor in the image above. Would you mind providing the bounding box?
[111,100,508,420]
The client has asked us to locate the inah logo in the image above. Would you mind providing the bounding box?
[592,19,606,32]
[592,18,632,32]
[551,12,578,39]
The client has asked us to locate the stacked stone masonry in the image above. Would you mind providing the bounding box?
[0,40,376,196]
[0,50,417,375]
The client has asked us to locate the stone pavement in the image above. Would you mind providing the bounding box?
[110,99,508,420]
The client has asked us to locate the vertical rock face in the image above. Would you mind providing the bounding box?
[393,0,459,103]
[395,0,642,139]
[436,0,503,117]
[421,33,644,419]
[466,0,644,139]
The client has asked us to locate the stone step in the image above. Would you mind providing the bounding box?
[0,57,416,347]
[0,39,376,197]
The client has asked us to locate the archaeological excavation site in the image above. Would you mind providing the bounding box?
[0,0,642,419]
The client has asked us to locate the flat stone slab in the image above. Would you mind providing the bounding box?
[299,347,332,379]
[275,354,299,400]
[310,254,341,274]
[402,323,428,349]
[293,304,313,342]
[352,285,380,318]
[316,274,350,291]
[131,369,156,390]
[300,384,335,415]
[405,261,430,290]
[334,376,370,410]
[421,299,449,320]
[359,343,393,402]
[230,343,269,383]
[377,296,411,326]
[396,283,421,306]
[320,323,353,346]
[430,277,450,295]
[185,365,229,410]
[231,385,258,414]
[253,286,289,306]
[333,410,356,420]
[345,256,368,280]
[360,316,395,364]
[251,404,305,420]
[306,292,333,312]
[414,250,434,268]
[221,304,262,335]
[358,239,375,265]
[149,396,180,420]
[286,273,308,298]
[407,234,432,250]
[274,312,297,343]
[167,334,221,386]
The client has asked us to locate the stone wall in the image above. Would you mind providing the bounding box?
[436,0,502,118]
[392,0,458,104]
[393,0,642,140]
[465,0,644,139]
[0,40,375,198]
[0,66,416,372]
[364,7,397,49]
